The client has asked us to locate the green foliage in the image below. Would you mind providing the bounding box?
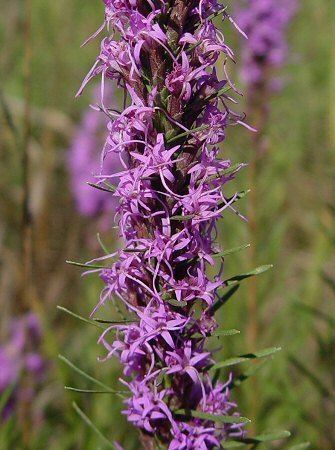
[211,347,281,371]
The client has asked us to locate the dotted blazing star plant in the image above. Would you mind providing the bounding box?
[236,0,298,91]
[61,0,292,449]
[0,313,44,421]
[68,86,121,221]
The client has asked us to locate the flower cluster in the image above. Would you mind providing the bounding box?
[236,0,298,88]
[79,0,248,447]
[68,87,120,221]
[0,313,44,419]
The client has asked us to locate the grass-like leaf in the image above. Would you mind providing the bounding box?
[170,214,194,221]
[167,124,210,144]
[205,83,232,103]
[212,244,250,259]
[87,181,117,193]
[287,443,311,449]
[223,430,291,447]
[174,409,251,424]
[93,318,136,324]
[229,360,269,389]
[97,233,110,255]
[66,260,106,269]
[166,298,188,307]
[123,248,145,253]
[208,284,240,315]
[218,190,250,209]
[65,386,127,396]
[59,355,116,394]
[210,347,281,371]
[72,402,117,449]
[211,329,240,337]
[221,442,245,448]
[204,163,247,184]
[57,306,106,330]
[225,264,273,286]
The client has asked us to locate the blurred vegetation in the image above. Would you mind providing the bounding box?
[0,0,334,448]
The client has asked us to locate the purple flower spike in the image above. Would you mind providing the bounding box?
[68,86,121,221]
[0,313,44,419]
[236,0,298,89]
[78,0,250,447]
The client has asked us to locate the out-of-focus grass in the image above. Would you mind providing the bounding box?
[0,0,334,448]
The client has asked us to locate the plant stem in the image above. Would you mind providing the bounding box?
[20,0,33,445]
[246,80,268,433]
[21,0,33,313]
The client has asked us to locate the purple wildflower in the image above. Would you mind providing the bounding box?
[0,313,44,419]
[68,87,121,221]
[236,0,298,89]
[78,0,249,447]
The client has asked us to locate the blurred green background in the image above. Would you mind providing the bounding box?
[0,0,334,448]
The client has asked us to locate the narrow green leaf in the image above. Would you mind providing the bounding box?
[66,260,106,269]
[72,402,117,449]
[155,369,168,387]
[167,125,210,144]
[204,163,246,184]
[174,409,251,424]
[234,190,250,201]
[211,329,240,337]
[209,284,240,315]
[59,355,114,393]
[223,430,291,447]
[97,233,110,255]
[222,442,245,449]
[205,84,232,103]
[211,347,281,371]
[230,360,269,388]
[212,244,250,259]
[253,430,291,442]
[166,298,188,307]
[104,180,118,191]
[194,329,240,340]
[225,264,273,286]
[207,5,228,22]
[87,182,117,193]
[287,443,311,450]
[93,318,136,325]
[170,214,194,221]
[65,386,127,396]
[219,190,250,209]
[57,306,106,330]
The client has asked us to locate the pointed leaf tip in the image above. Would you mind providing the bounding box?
[211,346,282,370]
[225,264,273,285]
[174,409,251,424]
[288,443,311,450]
